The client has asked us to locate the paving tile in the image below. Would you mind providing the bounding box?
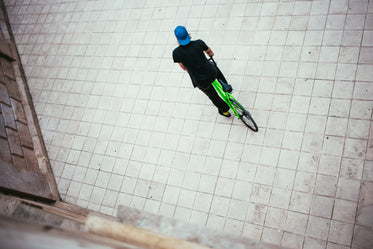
[227,199,248,221]
[330,0,349,14]
[268,111,288,129]
[255,165,276,185]
[314,174,338,197]
[250,184,271,205]
[278,149,299,170]
[289,191,312,214]
[302,133,323,153]
[346,14,366,30]
[344,138,367,159]
[352,225,373,249]
[224,218,244,234]
[354,82,373,100]
[284,211,308,235]
[362,30,373,46]
[282,131,303,150]
[336,178,361,201]
[210,196,230,216]
[326,242,350,249]
[261,227,283,245]
[328,220,354,246]
[306,216,330,240]
[339,47,360,64]
[265,206,287,230]
[322,136,345,156]
[90,186,106,205]
[363,160,373,181]
[198,174,217,194]
[349,0,370,14]
[79,184,94,201]
[340,158,364,180]
[333,199,358,223]
[294,171,316,192]
[318,155,340,177]
[130,196,146,211]
[5,0,373,248]
[326,15,346,30]
[189,210,208,227]
[236,162,256,182]
[258,147,280,166]
[215,177,235,198]
[347,119,371,139]
[242,223,263,241]
[303,237,326,249]
[305,115,327,133]
[311,1,329,15]
[245,203,267,225]
[206,214,225,231]
[350,100,372,119]
[325,117,348,136]
[143,199,160,214]
[67,181,81,199]
[286,113,307,132]
[282,232,304,249]
[147,182,165,202]
[269,188,291,209]
[356,181,373,228]
[310,195,334,218]
[71,166,87,183]
[273,168,295,189]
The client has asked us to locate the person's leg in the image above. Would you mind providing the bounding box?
[210,61,228,84]
[210,61,232,93]
[199,84,230,113]
[187,71,198,88]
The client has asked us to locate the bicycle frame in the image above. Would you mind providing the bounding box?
[211,79,241,118]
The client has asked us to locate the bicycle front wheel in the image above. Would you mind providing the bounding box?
[229,98,258,132]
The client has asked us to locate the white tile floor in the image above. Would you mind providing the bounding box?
[4,0,373,248]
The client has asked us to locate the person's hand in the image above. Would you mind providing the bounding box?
[205,47,214,57]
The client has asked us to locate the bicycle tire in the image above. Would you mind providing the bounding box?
[229,98,258,132]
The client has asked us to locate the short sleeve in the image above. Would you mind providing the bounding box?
[172,49,180,63]
[195,39,208,51]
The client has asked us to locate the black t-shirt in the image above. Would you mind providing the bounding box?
[173,39,216,89]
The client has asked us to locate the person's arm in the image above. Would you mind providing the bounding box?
[205,47,214,57]
[178,63,187,71]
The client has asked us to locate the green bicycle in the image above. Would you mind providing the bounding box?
[209,57,258,132]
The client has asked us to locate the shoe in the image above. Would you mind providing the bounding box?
[219,110,231,117]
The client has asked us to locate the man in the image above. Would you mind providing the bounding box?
[172,26,231,117]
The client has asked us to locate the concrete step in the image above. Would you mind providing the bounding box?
[116,205,283,249]
[0,193,84,231]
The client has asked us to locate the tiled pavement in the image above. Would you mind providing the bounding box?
[4,0,373,248]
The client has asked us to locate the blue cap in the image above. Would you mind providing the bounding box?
[174,26,190,46]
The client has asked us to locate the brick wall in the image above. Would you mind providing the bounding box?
[0,2,58,201]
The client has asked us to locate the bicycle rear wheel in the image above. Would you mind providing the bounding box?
[229,98,258,132]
